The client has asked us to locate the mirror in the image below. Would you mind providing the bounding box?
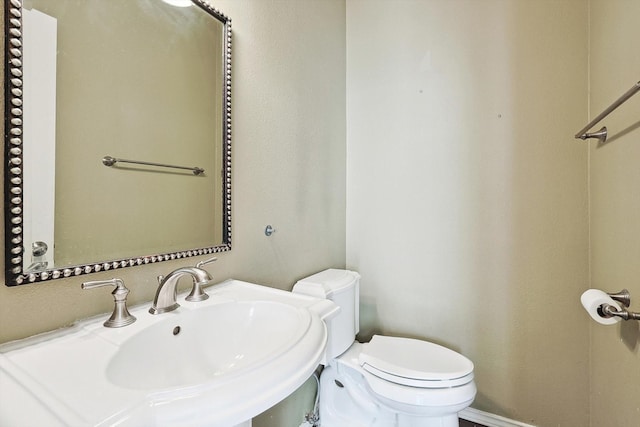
[4,0,232,286]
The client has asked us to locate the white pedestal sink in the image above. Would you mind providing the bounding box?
[0,279,338,427]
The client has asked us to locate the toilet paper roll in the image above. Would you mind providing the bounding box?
[580,289,622,325]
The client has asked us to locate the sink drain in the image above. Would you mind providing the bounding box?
[172,326,181,336]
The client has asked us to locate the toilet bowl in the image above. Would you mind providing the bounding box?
[293,269,476,427]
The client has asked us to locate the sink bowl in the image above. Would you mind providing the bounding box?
[107,301,310,390]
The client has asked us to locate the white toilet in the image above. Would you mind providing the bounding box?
[293,269,476,427]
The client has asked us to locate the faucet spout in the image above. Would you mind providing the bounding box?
[149,266,213,314]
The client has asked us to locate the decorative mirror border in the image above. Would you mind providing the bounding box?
[3,0,232,286]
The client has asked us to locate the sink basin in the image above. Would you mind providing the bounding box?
[0,279,338,427]
[107,301,310,390]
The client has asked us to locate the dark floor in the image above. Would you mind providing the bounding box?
[459,419,488,427]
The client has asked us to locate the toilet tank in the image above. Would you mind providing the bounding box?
[292,269,360,361]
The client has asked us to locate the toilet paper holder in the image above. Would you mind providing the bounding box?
[599,289,640,321]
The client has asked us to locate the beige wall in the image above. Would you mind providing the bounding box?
[346,1,590,426]
[589,1,640,426]
[1,1,346,426]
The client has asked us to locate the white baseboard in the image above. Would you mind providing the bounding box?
[459,408,537,427]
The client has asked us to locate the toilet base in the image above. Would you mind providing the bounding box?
[319,364,468,427]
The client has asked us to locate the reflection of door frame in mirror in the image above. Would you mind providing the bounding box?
[3,0,232,286]
[22,8,57,273]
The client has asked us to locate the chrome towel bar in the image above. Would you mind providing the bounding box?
[575,80,640,142]
[102,155,205,175]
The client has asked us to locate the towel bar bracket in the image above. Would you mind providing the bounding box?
[577,126,607,142]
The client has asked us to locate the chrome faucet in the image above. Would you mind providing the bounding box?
[149,257,217,314]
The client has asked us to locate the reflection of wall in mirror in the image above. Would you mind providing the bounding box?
[22,8,57,272]
[26,1,224,268]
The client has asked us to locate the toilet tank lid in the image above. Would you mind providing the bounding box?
[360,335,474,381]
[293,269,360,298]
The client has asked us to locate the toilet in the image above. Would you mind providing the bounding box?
[292,269,476,427]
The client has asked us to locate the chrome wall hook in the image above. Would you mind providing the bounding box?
[265,225,276,237]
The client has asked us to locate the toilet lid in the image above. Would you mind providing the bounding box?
[359,335,474,387]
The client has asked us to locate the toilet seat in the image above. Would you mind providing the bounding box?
[333,341,477,409]
[359,335,474,388]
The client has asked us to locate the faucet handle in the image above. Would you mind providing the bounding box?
[82,278,137,328]
[195,256,217,268]
[185,257,216,302]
